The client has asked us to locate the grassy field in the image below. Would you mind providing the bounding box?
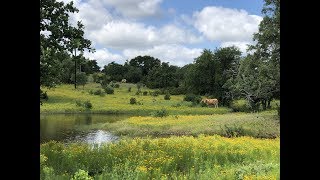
[41,135,279,180]
[40,83,232,115]
[40,83,280,180]
[103,110,279,138]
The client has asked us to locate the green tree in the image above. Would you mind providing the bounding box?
[227,0,280,111]
[71,72,88,89]
[40,0,93,93]
[102,62,127,82]
[128,55,161,83]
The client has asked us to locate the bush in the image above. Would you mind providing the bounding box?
[143,91,148,96]
[230,99,251,112]
[114,84,120,88]
[223,125,245,138]
[71,169,93,180]
[151,108,169,117]
[89,89,105,96]
[128,87,132,92]
[184,94,202,104]
[83,100,93,109]
[164,94,171,100]
[103,86,114,94]
[150,90,160,97]
[130,98,137,104]
[75,99,82,107]
[135,90,141,95]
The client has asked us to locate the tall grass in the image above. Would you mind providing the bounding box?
[103,110,280,138]
[41,135,279,179]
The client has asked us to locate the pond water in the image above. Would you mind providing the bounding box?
[40,114,129,145]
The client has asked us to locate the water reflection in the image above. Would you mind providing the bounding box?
[40,114,128,144]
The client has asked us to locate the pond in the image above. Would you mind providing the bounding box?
[40,114,129,145]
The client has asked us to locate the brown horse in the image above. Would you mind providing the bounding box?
[201,98,219,108]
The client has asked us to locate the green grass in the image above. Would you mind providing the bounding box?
[103,110,279,138]
[40,83,232,115]
[41,135,279,180]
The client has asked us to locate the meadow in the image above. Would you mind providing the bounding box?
[41,135,279,180]
[40,83,232,115]
[40,83,280,179]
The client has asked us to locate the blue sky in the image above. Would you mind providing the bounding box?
[58,0,264,67]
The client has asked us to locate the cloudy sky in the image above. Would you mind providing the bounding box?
[57,0,264,68]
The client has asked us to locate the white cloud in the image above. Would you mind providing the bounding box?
[102,0,163,18]
[193,6,262,42]
[88,21,202,50]
[83,48,124,68]
[220,41,252,55]
[123,45,202,66]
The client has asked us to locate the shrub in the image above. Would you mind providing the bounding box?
[93,89,102,95]
[83,100,93,109]
[104,86,114,94]
[230,99,251,112]
[114,83,120,88]
[164,94,171,100]
[143,91,148,96]
[71,169,93,180]
[184,94,202,104]
[151,108,169,117]
[128,87,132,92]
[75,99,82,107]
[135,90,141,95]
[200,101,207,107]
[223,125,245,137]
[150,90,160,97]
[130,98,137,104]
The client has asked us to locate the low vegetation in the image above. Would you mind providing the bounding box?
[41,135,279,179]
[104,110,279,138]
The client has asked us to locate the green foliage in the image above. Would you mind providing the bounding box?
[75,99,82,107]
[75,99,92,109]
[40,0,93,90]
[130,98,137,104]
[276,103,280,117]
[71,72,88,88]
[40,89,48,105]
[146,62,180,89]
[184,94,202,104]
[136,83,143,90]
[168,86,186,95]
[223,125,245,137]
[230,100,251,112]
[89,89,104,96]
[83,100,93,109]
[143,91,148,96]
[128,87,132,92]
[150,90,160,97]
[71,169,93,180]
[103,86,114,94]
[164,94,171,100]
[151,108,169,117]
[40,136,279,179]
[114,83,120,88]
[102,62,127,82]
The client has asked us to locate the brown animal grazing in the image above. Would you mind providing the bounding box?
[201,98,219,108]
